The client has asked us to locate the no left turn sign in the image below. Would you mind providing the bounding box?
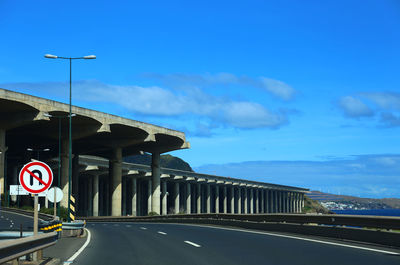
[19,161,53,194]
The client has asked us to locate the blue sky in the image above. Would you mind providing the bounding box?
[1,0,399,198]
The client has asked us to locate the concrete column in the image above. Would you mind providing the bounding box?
[60,139,69,208]
[255,189,261,213]
[162,181,167,215]
[291,192,295,213]
[88,176,93,216]
[0,129,6,196]
[206,184,211,213]
[244,188,248,213]
[196,183,201,213]
[223,186,227,213]
[151,153,161,214]
[186,182,191,214]
[301,194,305,210]
[110,148,122,216]
[260,189,264,213]
[255,189,259,214]
[147,179,152,214]
[279,191,283,213]
[215,186,219,213]
[265,190,269,213]
[131,178,137,216]
[93,174,99,216]
[230,186,235,213]
[105,177,110,215]
[287,192,291,213]
[174,182,180,214]
[238,187,242,214]
[250,189,254,214]
[122,177,127,216]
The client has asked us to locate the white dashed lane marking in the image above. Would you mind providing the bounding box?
[157,231,167,235]
[140,227,147,230]
[184,241,201,248]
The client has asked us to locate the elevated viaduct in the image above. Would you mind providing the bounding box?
[0,88,307,216]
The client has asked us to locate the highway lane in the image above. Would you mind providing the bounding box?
[74,223,400,265]
[0,209,35,231]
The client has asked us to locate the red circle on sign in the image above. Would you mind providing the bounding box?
[19,161,53,194]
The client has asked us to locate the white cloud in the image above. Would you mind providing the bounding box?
[260,77,296,100]
[38,80,290,130]
[362,92,400,110]
[338,96,374,118]
[145,73,296,101]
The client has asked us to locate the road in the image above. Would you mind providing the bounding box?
[73,223,400,265]
[0,209,34,231]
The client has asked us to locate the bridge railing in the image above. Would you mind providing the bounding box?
[81,213,400,231]
[80,213,400,248]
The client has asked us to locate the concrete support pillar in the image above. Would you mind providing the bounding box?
[215,186,219,213]
[196,183,201,213]
[0,129,6,196]
[291,193,295,213]
[151,153,161,214]
[280,191,284,213]
[230,186,235,213]
[206,184,211,213]
[286,192,290,213]
[265,190,269,213]
[93,174,99,216]
[275,191,279,213]
[60,139,69,208]
[147,179,152,214]
[255,189,259,214]
[186,182,191,214]
[122,177,127,216]
[162,181,167,215]
[250,189,254,214]
[223,186,227,213]
[238,187,242,214]
[88,176,93,216]
[131,178,137,216]
[260,189,264,213]
[244,188,248,213]
[110,148,122,216]
[301,194,305,211]
[174,182,180,214]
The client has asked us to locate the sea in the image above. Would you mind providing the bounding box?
[332,209,400,217]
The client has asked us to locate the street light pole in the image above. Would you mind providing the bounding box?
[44,54,96,222]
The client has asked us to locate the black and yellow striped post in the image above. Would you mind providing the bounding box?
[70,195,76,221]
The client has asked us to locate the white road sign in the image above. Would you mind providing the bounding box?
[47,187,63,203]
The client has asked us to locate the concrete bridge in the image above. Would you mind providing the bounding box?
[0,88,307,216]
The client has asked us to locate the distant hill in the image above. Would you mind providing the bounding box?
[308,191,400,209]
[124,154,193,172]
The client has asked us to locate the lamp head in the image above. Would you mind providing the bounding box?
[44,54,58,59]
[83,55,96,59]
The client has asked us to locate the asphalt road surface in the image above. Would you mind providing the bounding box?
[73,223,400,265]
[0,209,34,231]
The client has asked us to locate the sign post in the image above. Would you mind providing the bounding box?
[47,187,63,219]
[19,161,53,261]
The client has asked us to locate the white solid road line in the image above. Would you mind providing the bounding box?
[199,225,400,255]
[157,231,167,235]
[64,228,91,264]
[184,241,201,248]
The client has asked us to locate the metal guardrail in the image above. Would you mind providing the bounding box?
[62,220,86,230]
[1,207,54,221]
[80,213,400,230]
[0,232,58,264]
